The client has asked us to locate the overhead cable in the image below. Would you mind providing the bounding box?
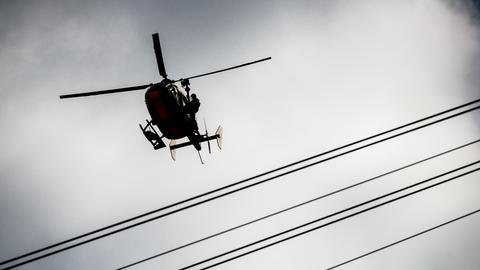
[2,100,479,269]
[116,138,480,270]
[325,208,480,270]
[179,161,480,270]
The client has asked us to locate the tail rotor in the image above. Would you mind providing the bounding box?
[204,118,212,154]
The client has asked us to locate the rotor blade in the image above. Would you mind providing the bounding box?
[152,33,168,79]
[176,57,272,82]
[59,84,151,99]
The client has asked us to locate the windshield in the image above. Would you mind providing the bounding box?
[167,84,187,107]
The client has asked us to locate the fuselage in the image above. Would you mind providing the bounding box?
[145,82,189,139]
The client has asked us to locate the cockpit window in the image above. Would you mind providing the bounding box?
[167,84,187,107]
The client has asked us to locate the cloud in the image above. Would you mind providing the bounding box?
[0,0,479,269]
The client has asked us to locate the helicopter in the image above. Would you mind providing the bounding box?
[59,33,271,162]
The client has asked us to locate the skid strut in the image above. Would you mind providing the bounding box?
[139,119,166,150]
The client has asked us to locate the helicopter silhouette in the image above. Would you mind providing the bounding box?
[60,33,271,162]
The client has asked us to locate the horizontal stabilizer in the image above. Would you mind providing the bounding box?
[169,130,222,153]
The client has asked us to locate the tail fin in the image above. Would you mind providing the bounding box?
[169,140,177,161]
[215,126,223,150]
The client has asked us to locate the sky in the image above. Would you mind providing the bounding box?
[1,0,480,269]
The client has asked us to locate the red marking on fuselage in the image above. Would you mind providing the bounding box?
[145,83,189,139]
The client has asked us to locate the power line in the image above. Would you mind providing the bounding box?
[115,138,480,270]
[180,161,480,270]
[325,208,480,270]
[2,101,479,269]
[193,166,480,270]
[3,104,480,270]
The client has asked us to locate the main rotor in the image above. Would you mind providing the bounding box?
[59,33,271,99]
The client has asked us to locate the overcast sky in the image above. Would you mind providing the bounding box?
[1,0,480,269]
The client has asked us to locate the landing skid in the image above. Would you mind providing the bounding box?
[139,119,166,150]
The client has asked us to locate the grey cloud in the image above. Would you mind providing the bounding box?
[1,1,479,269]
